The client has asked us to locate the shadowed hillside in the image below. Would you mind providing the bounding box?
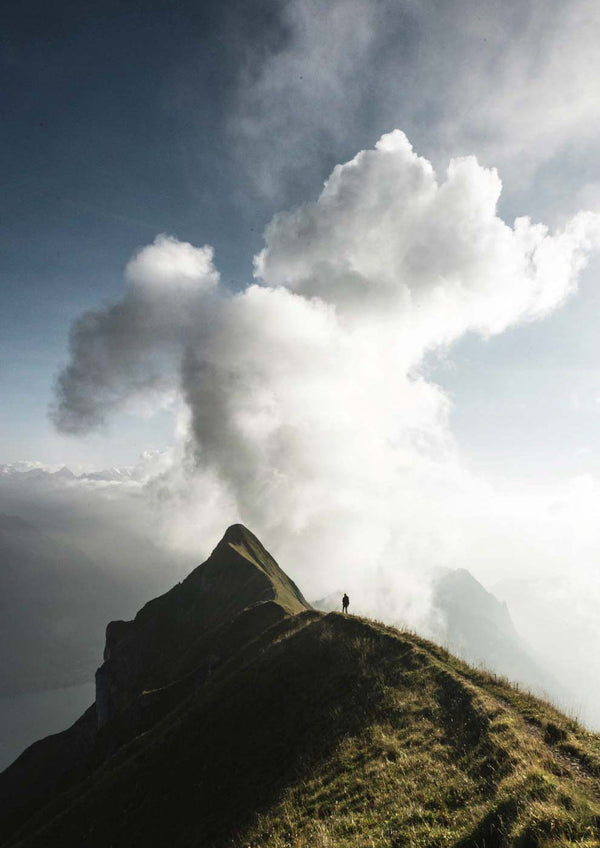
[1,526,599,847]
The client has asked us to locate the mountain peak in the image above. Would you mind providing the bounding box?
[207,523,309,616]
[93,525,310,727]
[221,522,252,543]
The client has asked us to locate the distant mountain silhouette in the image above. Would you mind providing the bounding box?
[0,514,134,694]
[430,567,564,700]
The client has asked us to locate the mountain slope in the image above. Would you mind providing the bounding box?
[2,528,600,847]
[96,522,308,725]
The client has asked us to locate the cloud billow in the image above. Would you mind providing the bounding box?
[51,236,220,434]
[51,132,600,622]
[257,131,598,342]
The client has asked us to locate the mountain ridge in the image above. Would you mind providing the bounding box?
[2,525,600,847]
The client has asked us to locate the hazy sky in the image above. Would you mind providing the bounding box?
[4,0,600,722]
[3,0,600,473]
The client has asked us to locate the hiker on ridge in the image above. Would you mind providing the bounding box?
[342,593,350,614]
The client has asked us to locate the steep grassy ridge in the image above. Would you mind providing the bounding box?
[4,612,600,847]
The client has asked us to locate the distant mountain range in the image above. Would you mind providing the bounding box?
[0,513,154,694]
[0,462,143,483]
[430,566,564,699]
[1,525,599,847]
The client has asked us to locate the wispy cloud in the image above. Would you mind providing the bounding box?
[231,0,600,202]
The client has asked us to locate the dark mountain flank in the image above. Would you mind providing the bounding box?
[2,527,600,847]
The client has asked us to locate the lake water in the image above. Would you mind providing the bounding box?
[0,682,95,771]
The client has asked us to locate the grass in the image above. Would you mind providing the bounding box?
[4,611,600,847]
[240,616,600,848]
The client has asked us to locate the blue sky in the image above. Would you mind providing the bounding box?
[2,0,267,464]
[3,0,600,477]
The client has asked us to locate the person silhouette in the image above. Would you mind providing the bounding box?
[342,593,350,614]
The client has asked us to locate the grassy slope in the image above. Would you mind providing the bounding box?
[5,612,600,848]
[225,523,309,616]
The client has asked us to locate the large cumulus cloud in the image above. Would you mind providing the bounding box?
[52,133,600,628]
[257,131,598,340]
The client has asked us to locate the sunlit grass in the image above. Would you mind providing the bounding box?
[240,614,600,848]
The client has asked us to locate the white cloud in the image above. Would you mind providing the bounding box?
[256,130,599,345]
[46,133,600,725]
[126,235,219,297]
[51,235,221,434]
[51,133,600,629]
